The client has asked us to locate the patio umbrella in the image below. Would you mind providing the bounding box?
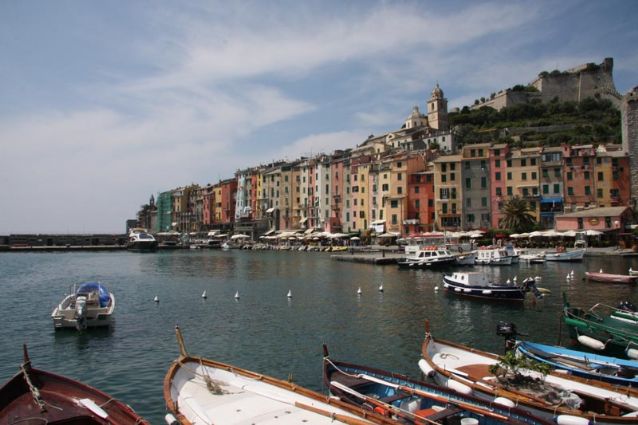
[562,230,577,237]
[585,229,604,236]
[509,233,521,238]
[529,231,543,238]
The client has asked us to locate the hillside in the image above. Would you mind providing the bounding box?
[450,97,621,147]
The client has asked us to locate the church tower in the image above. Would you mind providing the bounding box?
[427,83,448,131]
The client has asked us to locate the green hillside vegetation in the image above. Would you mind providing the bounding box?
[450,97,621,147]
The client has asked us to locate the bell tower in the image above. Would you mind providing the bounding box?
[427,83,448,131]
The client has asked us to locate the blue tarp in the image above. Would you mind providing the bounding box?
[76,282,110,307]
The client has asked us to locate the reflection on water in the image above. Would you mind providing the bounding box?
[0,250,636,423]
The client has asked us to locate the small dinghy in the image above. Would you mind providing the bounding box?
[51,282,115,330]
[164,327,395,425]
[0,345,148,424]
[420,321,638,425]
[585,271,638,284]
[322,345,553,425]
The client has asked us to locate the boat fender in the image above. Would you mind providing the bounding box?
[165,413,179,425]
[417,359,436,378]
[626,348,638,360]
[373,406,390,417]
[555,415,591,425]
[493,396,515,408]
[577,335,605,351]
[78,398,108,419]
[445,378,473,395]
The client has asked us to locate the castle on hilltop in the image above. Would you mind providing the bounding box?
[472,58,622,111]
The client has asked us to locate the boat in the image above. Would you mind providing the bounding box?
[442,272,542,301]
[502,243,520,263]
[164,326,396,425]
[545,247,585,262]
[0,345,148,424]
[516,340,638,387]
[629,268,638,277]
[585,271,638,284]
[519,251,546,264]
[322,345,553,425]
[397,246,457,269]
[563,293,638,359]
[51,282,115,330]
[127,228,158,252]
[475,247,512,266]
[420,322,638,424]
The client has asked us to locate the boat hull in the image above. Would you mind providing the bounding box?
[397,257,456,269]
[421,330,638,424]
[516,340,638,386]
[585,272,638,284]
[0,348,148,424]
[442,275,526,301]
[545,249,585,262]
[51,292,115,330]
[126,240,158,252]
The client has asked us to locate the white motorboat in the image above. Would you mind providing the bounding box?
[51,282,115,330]
[127,228,158,252]
[519,251,546,264]
[475,247,512,265]
[545,248,586,262]
[397,246,457,269]
[502,243,520,263]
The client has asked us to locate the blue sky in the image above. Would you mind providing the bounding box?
[1,0,637,233]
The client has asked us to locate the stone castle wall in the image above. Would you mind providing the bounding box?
[472,58,621,111]
[621,87,638,204]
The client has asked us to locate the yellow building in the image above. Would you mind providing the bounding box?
[505,147,541,221]
[433,154,462,229]
[381,153,409,235]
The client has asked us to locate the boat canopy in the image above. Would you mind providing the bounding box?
[76,282,111,307]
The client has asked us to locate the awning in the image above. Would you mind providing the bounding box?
[371,220,386,225]
[266,207,275,213]
[540,197,563,204]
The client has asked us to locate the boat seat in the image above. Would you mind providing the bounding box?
[419,406,462,421]
[332,372,371,390]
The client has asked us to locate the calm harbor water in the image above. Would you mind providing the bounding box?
[0,250,637,424]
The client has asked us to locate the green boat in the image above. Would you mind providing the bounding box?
[562,293,638,360]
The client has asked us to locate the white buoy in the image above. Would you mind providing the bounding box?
[513,276,517,283]
[153,295,159,303]
[599,268,603,273]
[287,290,292,298]
[357,287,362,295]
[434,286,439,291]
[202,290,207,299]
[506,279,511,284]
[234,291,240,300]
[577,335,605,351]
[378,284,384,292]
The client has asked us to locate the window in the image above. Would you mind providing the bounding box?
[605,216,612,228]
[542,169,549,178]
[585,186,591,195]
[495,159,501,167]
[390,200,398,208]
[531,158,536,166]
[523,188,529,197]
[495,172,501,181]
[529,201,536,210]
[553,184,560,194]
[415,200,420,209]
[442,204,448,213]
[554,168,561,178]
[428,199,434,207]
[507,186,512,196]
[415,186,420,193]
[598,172,604,181]
[466,198,472,207]
[495,187,502,196]
[584,171,590,180]
[467,214,475,223]
[542,185,549,194]
[597,188,603,198]
[531,172,537,180]
[450,173,455,181]
[392,214,398,225]
[567,172,573,180]
[507,160,512,167]
[521,159,527,167]
[397,173,402,181]
[441,164,447,172]
[441,175,447,183]
[471,149,476,158]
[494,149,501,156]
[465,161,470,169]
[397,187,403,195]
[397,162,402,168]
[465,178,472,189]
[507,172,512,180]
[522,172,527,181]
[577,218,583,229]
[382,184,389,191]
[567,187,574,195]
[481,197,488,208]
[359,211,365,218]
[481,177,487,188]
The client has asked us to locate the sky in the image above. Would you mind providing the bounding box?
[1,0,637,234]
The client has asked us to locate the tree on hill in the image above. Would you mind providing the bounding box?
[499,197,536,233]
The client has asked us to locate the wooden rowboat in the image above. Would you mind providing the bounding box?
[322,345,553,425]
[420,322,638,424]
[0,345,148,424]
[585,272,638,284]
[163,327,396,425]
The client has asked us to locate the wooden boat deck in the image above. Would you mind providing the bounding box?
[456,363,493,381]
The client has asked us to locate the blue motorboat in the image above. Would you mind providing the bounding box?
[516,340,638,386]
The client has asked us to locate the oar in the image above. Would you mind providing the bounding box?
[294,401,385,425]
[348,374,509,422]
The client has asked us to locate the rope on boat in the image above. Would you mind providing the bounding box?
[21,365,46,412]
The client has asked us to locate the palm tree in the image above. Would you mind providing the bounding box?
[499,197,536,233]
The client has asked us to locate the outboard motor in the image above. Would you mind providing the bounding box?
[496,321,518,352]
[74,295,88,331]
[618,300,637,312]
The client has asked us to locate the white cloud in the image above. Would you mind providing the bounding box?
[273,131,368,161]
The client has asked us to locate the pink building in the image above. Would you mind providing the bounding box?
[489,143,510,228]
[554,206,632,232]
